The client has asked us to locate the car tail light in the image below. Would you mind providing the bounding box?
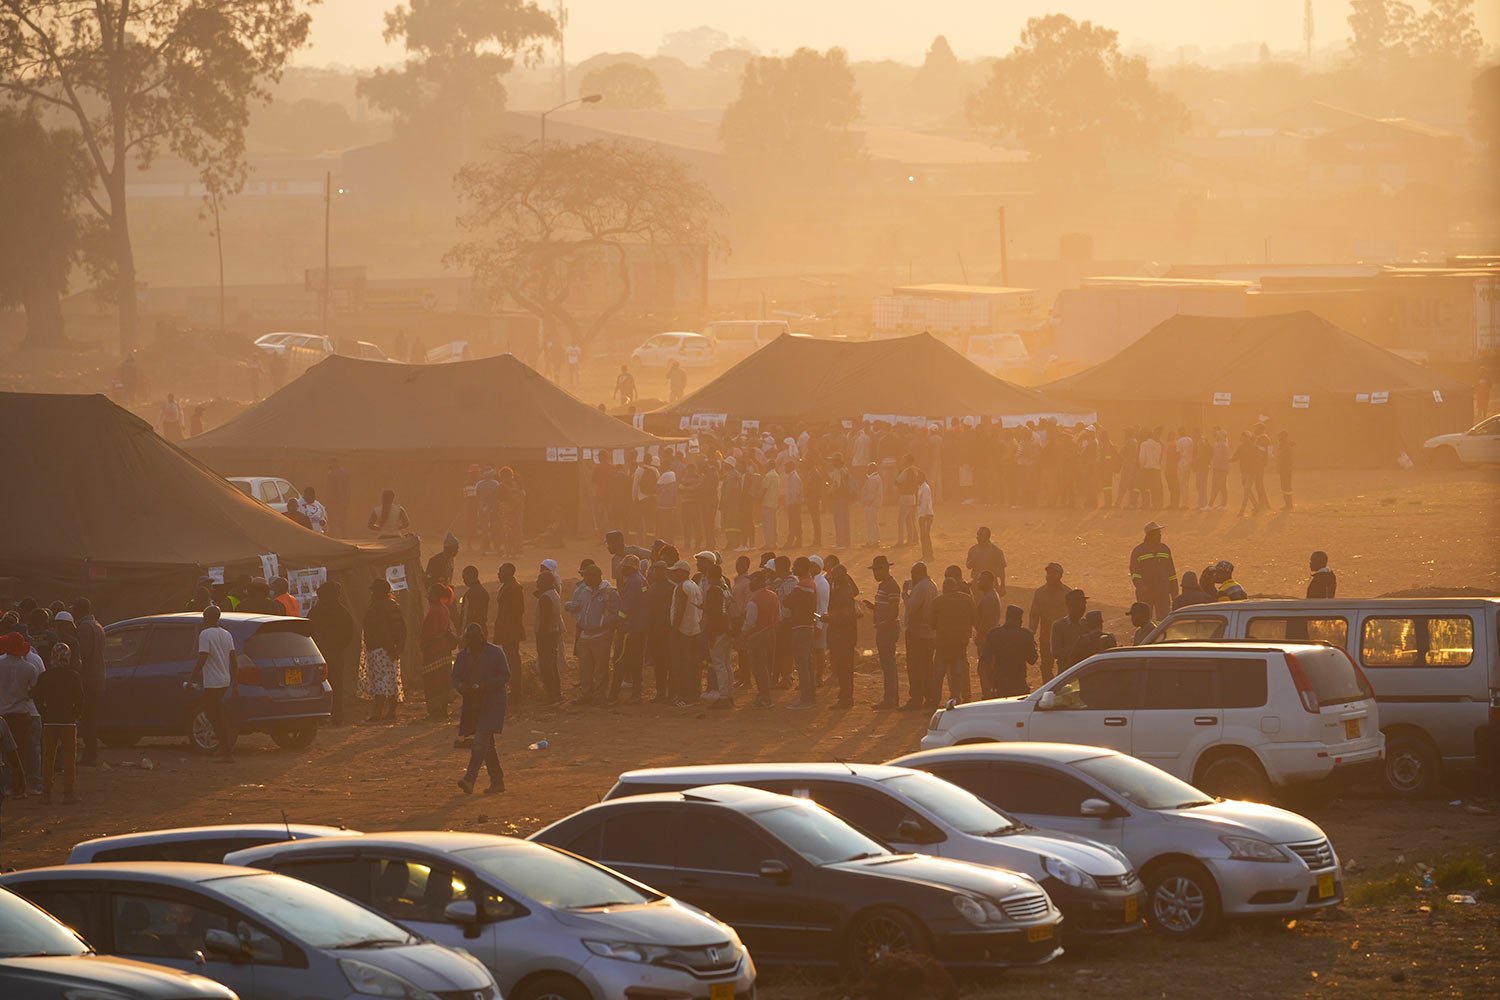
[1284,652,1321,714]
[237,663,262,686]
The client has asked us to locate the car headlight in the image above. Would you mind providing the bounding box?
[1220,835,1290,862]
[1043,856,1099,890]
[338,958,440,999]
[951,894,1007,925]
[583,939,674,964]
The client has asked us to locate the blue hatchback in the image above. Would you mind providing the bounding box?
[100,613,331,753]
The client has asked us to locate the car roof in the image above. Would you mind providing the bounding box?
[618,762,912,784]
[1091,641,1331,655]
[236,831,525,857]
[1163,598,1499,611]
[2,862,270,885]
[107,612,291,628]
[893,742,1118,767]
[588,783,795,813]
[71,824,355,854]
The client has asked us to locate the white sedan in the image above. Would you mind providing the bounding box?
[630,332,717,368]
[1423,414,1500,466]
[891,743,1344,937]
[252,331,332,359]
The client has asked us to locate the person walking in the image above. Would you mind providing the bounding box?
[493,564,525,686]
[611,555,649,703]
[916,471,935,561]
[614,364,637,407]
[188,607,239,762]
[308,581,355,726]
[978,605,1036,698]
[534,566,564,704]
[360,580,406,724]
[864,555,902,709]
[1049,589,1092,677]
[33,644,82,804]
[1307,551,1338,598]
[567,562,618,703]
[666,359,687,402]
[71,599,105,766]
[860,462,883,546]
[1029,563,1070,682]
[902,562,938,710]
[1128,602,1158,645]
[826,562,859,709]
[965,527,1006,592]
[930,577,977,704]
[453,624,509,795]
[1129,521,1179,621]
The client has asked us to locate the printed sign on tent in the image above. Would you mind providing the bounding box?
[386,564,408,592]
[688,412,727,429]
[631,413,645,429]
[288,566,327,615]
[740,419,760,436]
[581,448,592,461]
[545,447,559,463]
[1212,392,1232,407]
[688,436,701,455]
[612,448,626,465]
[1292,394,1310,409]
[556,446,579,463]
[207,566,225,585]
[1432,389,1444,403]
[1371,390,1390,405]
[258,553,279,582]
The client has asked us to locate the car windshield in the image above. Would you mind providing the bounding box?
[0,889,90,957]
[1072,754,1214,810]
[879,772,1018,835]
[752,802,891,865]
[460,842,657,909]
[208,873,415,949]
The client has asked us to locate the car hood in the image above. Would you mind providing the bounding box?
[0,954,236,998]
[329,941,492,992]
[834,853,1044,900]
[1423,432,1463,447]
[982,829,1131,876]
[1164,799,1331,845]
[551,899,733,945]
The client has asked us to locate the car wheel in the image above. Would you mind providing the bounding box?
[1146,860,1222,937]
[1429,445,1462,468]
[1196,751,1273,802]
[270,722,318,751]
[187,709,236,754]
[100,732,141,749]
[1384,731,1441,797]
[511,973,592,1000]
[846,906,930,978]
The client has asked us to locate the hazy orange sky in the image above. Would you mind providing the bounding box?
[301,0,1495,67]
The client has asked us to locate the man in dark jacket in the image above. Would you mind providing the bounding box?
[453,624,509,796]
[1128,521,1178,621]
[1307,551,1337,599]
[979,604,1037,697]
[492,564,525,683]
[929,577,977,703]
[826,564,859,709]
[458,566,490,640]
[973,571,1002,665]
[33,644,82,804]
[865,555,901,710]
[71,599,106,767]
[1050,589,1092,676]
[308,582,355,726]
[1128,602,1158,645]
[611,555,649,703]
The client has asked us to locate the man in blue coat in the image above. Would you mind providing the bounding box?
[453,624,509,795]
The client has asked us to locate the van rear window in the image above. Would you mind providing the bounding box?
[1360,616,1474,668]
[1291,649,1369,705]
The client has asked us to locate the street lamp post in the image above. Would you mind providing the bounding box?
[539,92,601,157]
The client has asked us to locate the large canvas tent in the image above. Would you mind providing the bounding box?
[1044,312,1469,466]
[0,392,423,664]
[648,332,1092,432]
[187,354,662,534]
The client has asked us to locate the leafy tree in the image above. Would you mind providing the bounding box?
[913,34,964,121]
[448,140,723,352]
[967,15,1185,176]
[579,62,666,109]
[0,108,88,348]
[1348,0,1418,63]
[1348,0,1482,66]
[0,0,315,349]
[658,25,732,65]
[720,47,862,192]
[1413,0,1482,63]
[359,0,557,136]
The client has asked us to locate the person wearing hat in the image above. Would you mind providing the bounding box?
[1050,589,1092,676]
[1129,521,1178,621]
[567,562,618,703]
[533,566,563,704]
[978,604,1037,698]
[453,623,509,795]
[860,461,884,546]
[862,555,902,708]
[901,562,939,710]
[360,579,406,724]
[610,554,649,703]
[1128,601,1158,646]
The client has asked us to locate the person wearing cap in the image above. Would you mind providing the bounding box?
[493,564,525,685]
[610,555,649,703]
[1129,521,1179,621]
[453,623,509,795]
[1213,560,1248,602]
[668,561,703,705]
[862,555,901,708]
[533,567,563,704]
[1128,601,1158,646]
[51,611,81,671]
[901,561,939,710]
[860,461,884,546]
[965,527,1007,593]
[1050,589,1092,676]
[360,579,407,724]
[567,562,618,703]
[930,575,977,703]
[270,577,300,617]
[979,604,1037,698]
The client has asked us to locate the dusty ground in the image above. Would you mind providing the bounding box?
[4,467,1498,999]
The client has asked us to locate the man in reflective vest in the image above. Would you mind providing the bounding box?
[1129,521,1178,621]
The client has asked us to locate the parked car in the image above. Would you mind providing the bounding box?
[100,613,331,754]
[630,332,717,369]
[226,831,755,1000]
[0,863,498,1000]
[607,763,1144,939]
[346,340,389,361]
[1423,414,1500,466]
[702,320,789,361]
[0,885,236,1000]
[251,332,331,360]
[227,477,300,514]
[1144,598,1499,795]
[891,743,1346,937]
[532,783,1064,976]
[424,341,471,364]
[921,642,1385,801]
[69,824,358,865]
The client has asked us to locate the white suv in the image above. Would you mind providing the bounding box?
[920,642,1384,800]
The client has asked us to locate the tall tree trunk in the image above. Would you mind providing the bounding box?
[20,288,66,349]
[111,188,139,353]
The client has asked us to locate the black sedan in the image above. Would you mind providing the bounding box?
[530,783,1064,975]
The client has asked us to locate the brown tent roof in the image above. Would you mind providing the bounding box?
[1045,312,1465,404]
[0,392,384,568]
[656,333,1087,424]
[188,354,659,460]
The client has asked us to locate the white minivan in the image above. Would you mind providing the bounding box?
[1145,598,1499,796]
[921,642,1385,801]
[702,320,790,362]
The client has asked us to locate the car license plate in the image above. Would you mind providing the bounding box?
[285,668,303,685]
[1124,895,1139,922]
[1343,719,1360,740]
[1026,925,1054,943]
[1317,874,1335,899]
[709,983,735,1000]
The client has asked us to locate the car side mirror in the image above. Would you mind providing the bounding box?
[203,928,244,962]
[444,900,479,924]
[1080,798,1115,819]
[895,819,927,843]
[758,859,790,884]
[1037,690,1057,711]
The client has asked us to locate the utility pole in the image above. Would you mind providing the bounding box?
[1304,0,1314,67]
[322,171,331,341]
[209,179,225,339]
[556,1,568,104]
[997,206,1009,286]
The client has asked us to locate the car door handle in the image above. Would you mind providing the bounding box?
[1104,717,1128,727]
[1194,716,1218,726]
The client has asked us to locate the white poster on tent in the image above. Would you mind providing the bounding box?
[556,446,579,462]
[545,447,559,463]
[386,564,408,592]
[688,436,701,454]
[581,448,592,461]
[1212,392,1232,407]
[688,412,727,429]
[258,553,279,582]
[632,414,645,429]
[1432,389,1443,403]
[207,566,225,585]
[740,419,759,436]
[288,566,327,615]
[1371,390,1390,405]
[612,448,626,465]
[1292,394,1310,409]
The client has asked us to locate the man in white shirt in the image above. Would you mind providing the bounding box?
[861,462,884,545]
[1137,430,1164,509]
[916,471,936,561]
[301,486,329,534]
[669,561,702,707]
[190,606,239,762]
[809,555,831,684]
[1174,431,1195,510]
